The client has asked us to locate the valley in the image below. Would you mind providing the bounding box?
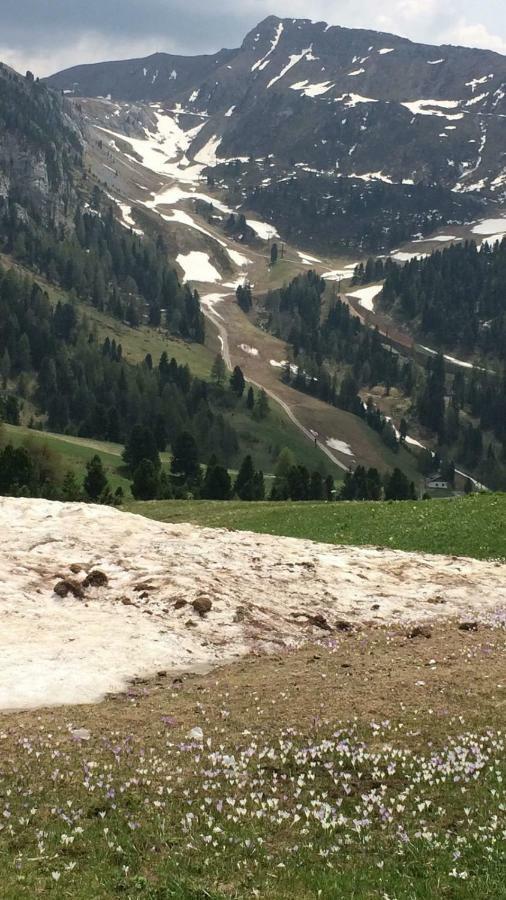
[1,13,506,899]
[68,89,502,489]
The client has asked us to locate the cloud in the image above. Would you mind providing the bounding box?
[442,19,506,54]
[0,0,505,77]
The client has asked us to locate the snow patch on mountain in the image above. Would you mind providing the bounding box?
[177,251,221,283]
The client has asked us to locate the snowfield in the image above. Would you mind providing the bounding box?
[176,251,221,283]
[472,218,506,235]
[2,498,506,711]
[347,284,383,312]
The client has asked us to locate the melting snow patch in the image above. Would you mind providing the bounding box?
[326,438,354,457]
[401,99,463,120]
[117,203,143,235]
[246,218,279,240]
[290,80,334,97]
[337,93,378,107]
[227,248,251,267]
[239,344,259,356]
[347,284,382,312]
[392,250,430,262]
[267,46,313,88]
[2,496,503,709]
[194,136,222,167]
[251,21,284,72]
[200,293,229,319]
[321,268,352,281]
[177,251,221,283]
[413,234,457,243]
[297,251,322,264]
[472,218,506,235]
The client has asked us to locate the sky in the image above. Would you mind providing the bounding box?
[1,0,505,77]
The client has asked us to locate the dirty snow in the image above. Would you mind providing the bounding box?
[3,498,505,710]
[176,251,221,283]
[419,345,494,373]
[157,208,228,249]
[350,171,394,184]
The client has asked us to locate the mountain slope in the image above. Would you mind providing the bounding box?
[47,15,506,212]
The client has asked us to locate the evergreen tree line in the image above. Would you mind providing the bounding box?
[0,264,254,465]
[245,172,481,253]
[0,188,204,342]
[265,272,413,454]
[380,239,506,358]
[264,270,506,488]
[0,434,121,505]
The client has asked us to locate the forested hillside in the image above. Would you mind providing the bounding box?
[1,188,204,341]
[380,238,506,359]
[261,270,506,489]
[244,172,482,254]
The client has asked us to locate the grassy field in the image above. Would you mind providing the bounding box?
[2,423,132,493]
[127,492,506,561]
[1,625,505,898]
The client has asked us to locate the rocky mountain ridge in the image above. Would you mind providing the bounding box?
[47,16,506,202]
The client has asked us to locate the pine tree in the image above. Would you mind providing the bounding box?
[123,425,161,473]
[253,389,269,420]
[230,366,246,397]
[61,470,82,501]
[246,386,255,410]
[171,431,200,483]
[234,455,264,500]
[211,353,227,386]
[131,459,160,500]
[202,457,231,500]
[83,455,108,501]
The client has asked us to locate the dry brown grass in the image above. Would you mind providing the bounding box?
[5,623,505,743]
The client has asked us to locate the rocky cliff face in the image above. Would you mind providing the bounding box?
[0,63,83,226]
